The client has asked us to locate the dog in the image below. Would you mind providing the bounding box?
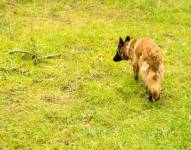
[113,36,164,101]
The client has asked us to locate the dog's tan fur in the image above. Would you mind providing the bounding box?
[124,38,164,100]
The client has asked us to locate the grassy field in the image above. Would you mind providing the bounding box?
[0,0,191,149]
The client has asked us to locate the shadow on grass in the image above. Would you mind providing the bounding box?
[115,76,175,111]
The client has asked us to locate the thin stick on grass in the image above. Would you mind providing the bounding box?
[8,50,36,57]
[9,49,62,65]
[39,54,62,60]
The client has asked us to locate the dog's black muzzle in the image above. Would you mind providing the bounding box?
[113,53,121,62]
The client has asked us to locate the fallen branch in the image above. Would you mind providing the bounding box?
[9,49,38,65]
[8,49,62,65]
[8,50,36,57]
[39,54,62,60]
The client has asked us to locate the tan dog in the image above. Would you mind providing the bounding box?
[113,36,164,101]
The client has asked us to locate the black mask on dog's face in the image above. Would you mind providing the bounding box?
[113,36,130,62]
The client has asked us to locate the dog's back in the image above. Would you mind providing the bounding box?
[135,38,164,100]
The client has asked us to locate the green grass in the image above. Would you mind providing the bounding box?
[1,0,191,149]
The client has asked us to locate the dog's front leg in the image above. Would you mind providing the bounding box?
[133,63,139,80]
[149,91,153,101]
[145,86,148,94]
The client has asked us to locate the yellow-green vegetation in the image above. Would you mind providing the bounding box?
[1,0,191,149]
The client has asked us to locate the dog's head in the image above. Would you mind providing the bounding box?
[113,36,131,62]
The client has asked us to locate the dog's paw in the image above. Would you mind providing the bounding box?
[149,95,153,102]
[134,76,138,81]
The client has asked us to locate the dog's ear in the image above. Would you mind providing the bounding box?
[125,36,131,42]
[119,37,124,46]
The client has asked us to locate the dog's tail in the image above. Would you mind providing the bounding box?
[147,70,161,101]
